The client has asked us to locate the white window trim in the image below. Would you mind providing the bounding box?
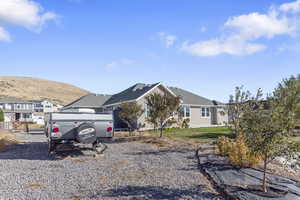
[201,107,210,118]
[179,105,190,118]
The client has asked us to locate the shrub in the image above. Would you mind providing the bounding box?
[217,136,232,156]
[217,135,261,168]
[228,135,261,168]
[181,118,190,129]
[0,109,4,122]
[0,131,19,152]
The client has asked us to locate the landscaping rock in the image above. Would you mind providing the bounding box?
[0,132,221,200]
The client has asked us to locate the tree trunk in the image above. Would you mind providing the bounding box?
[25,122,29,133]
[159,122,163,137]
[126,121,132,136]
[262,155,268,193]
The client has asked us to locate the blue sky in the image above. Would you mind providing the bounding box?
[0,0,299,102]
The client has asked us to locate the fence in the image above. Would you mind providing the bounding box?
[0,122,13,130]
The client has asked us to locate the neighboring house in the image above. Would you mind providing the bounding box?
[0,98,61,128]
[31,100,44,112]
[30,100,63,125]
[31,100,62,113]
[0,97,34,122]
[62,82,228,130]
[32,112,45,125]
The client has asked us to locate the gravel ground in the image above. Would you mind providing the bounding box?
[0,132,222,200]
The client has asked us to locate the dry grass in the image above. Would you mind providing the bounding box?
[0,130,19,152]
[27,124,44,129]
[115,131,204,149]
[24,183,44,189]
[0,76,89,104]
[141,136,201,149]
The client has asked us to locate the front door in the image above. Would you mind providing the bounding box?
[15,113,20,121]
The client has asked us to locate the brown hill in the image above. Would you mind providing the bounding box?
[0,77,90,105]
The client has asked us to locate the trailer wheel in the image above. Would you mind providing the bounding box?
[48,140,56,155]
[76,123,97,144]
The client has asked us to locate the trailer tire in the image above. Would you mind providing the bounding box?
[48,140,56,155]
[76,123,97,144]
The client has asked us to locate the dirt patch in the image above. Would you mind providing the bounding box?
[120,170,147,181]
[111,161,129,168]
[139,136,200,149]
[24,183,44,189]
[63,156,98,163]
[0,130,20,152]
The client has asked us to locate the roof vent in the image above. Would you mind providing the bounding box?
[133,84,146,91]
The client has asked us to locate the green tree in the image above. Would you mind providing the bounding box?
[0,109,4,122]
[118,102,144,135]
[145,93,181,137]
[228,86,262,136]
[242,75,300,193]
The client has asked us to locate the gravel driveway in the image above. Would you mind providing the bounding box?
[0,132,222,200]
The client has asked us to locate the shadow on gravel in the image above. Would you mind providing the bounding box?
[101,185,221,200]
[0,142,94,161]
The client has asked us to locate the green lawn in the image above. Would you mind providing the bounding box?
[147,126,234,143]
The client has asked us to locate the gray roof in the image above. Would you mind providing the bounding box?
[63,93,112,109]
[169,87,214,106]
[103,83,160,106]
[63,83,221,109]
[0,97,31,104]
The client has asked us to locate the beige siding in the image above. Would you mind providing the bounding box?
[216,106,228,126]
[113,84,229,129]
[136,85,169,130]
[189,106,212,128]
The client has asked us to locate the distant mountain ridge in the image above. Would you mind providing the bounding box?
[0,77,90,105]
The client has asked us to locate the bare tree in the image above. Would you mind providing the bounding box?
[145,93,181,137]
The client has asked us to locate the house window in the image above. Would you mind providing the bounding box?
[179,106,190,118]
[185,106,190,117]
[201,107,210,117]
[144,104,151,117]
[22,113,31,119]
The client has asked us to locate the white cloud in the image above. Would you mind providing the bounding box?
[0,0,57,42]
[158,32,177,48]
[105,59,135,71]
[182,0,300,56]
[280,0,300,13]
[182,38,266,56]
[225,11,295,40]
[0,27,10,41]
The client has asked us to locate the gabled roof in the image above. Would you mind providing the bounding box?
[0,97,30,104]
[63,93,112,109]
[103,82,161,106]
[169,87,214,106]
